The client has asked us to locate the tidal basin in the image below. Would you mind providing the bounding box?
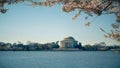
[0,51,120,68]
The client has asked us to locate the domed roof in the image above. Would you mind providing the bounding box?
[64,36,75,40]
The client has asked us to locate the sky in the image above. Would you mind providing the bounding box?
[0,3,119,45]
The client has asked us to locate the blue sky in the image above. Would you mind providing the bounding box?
[0,3,119,45]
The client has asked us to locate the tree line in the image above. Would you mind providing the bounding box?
[0,41,120,51]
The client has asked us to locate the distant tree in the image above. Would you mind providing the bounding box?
[6,43,12,48]
[83,44,95,51]
[12,43,17,46]
[12,42,25,50]
[26,42,40,50]
[75,42,82,49]
[17,42,24,47]
[0,42,5,46]
[41,44,51,50]
[0,0,120,42]
[52,41,59,48]
[0,42,6,50]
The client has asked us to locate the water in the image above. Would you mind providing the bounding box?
[0,51,120,68]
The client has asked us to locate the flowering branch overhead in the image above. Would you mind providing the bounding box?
[0,0,120,42]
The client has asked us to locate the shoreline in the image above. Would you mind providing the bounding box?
[0,49,119,51]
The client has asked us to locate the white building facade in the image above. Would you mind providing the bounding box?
[60,37,78,48]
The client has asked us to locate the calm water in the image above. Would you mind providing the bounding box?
[0,51,120,68]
